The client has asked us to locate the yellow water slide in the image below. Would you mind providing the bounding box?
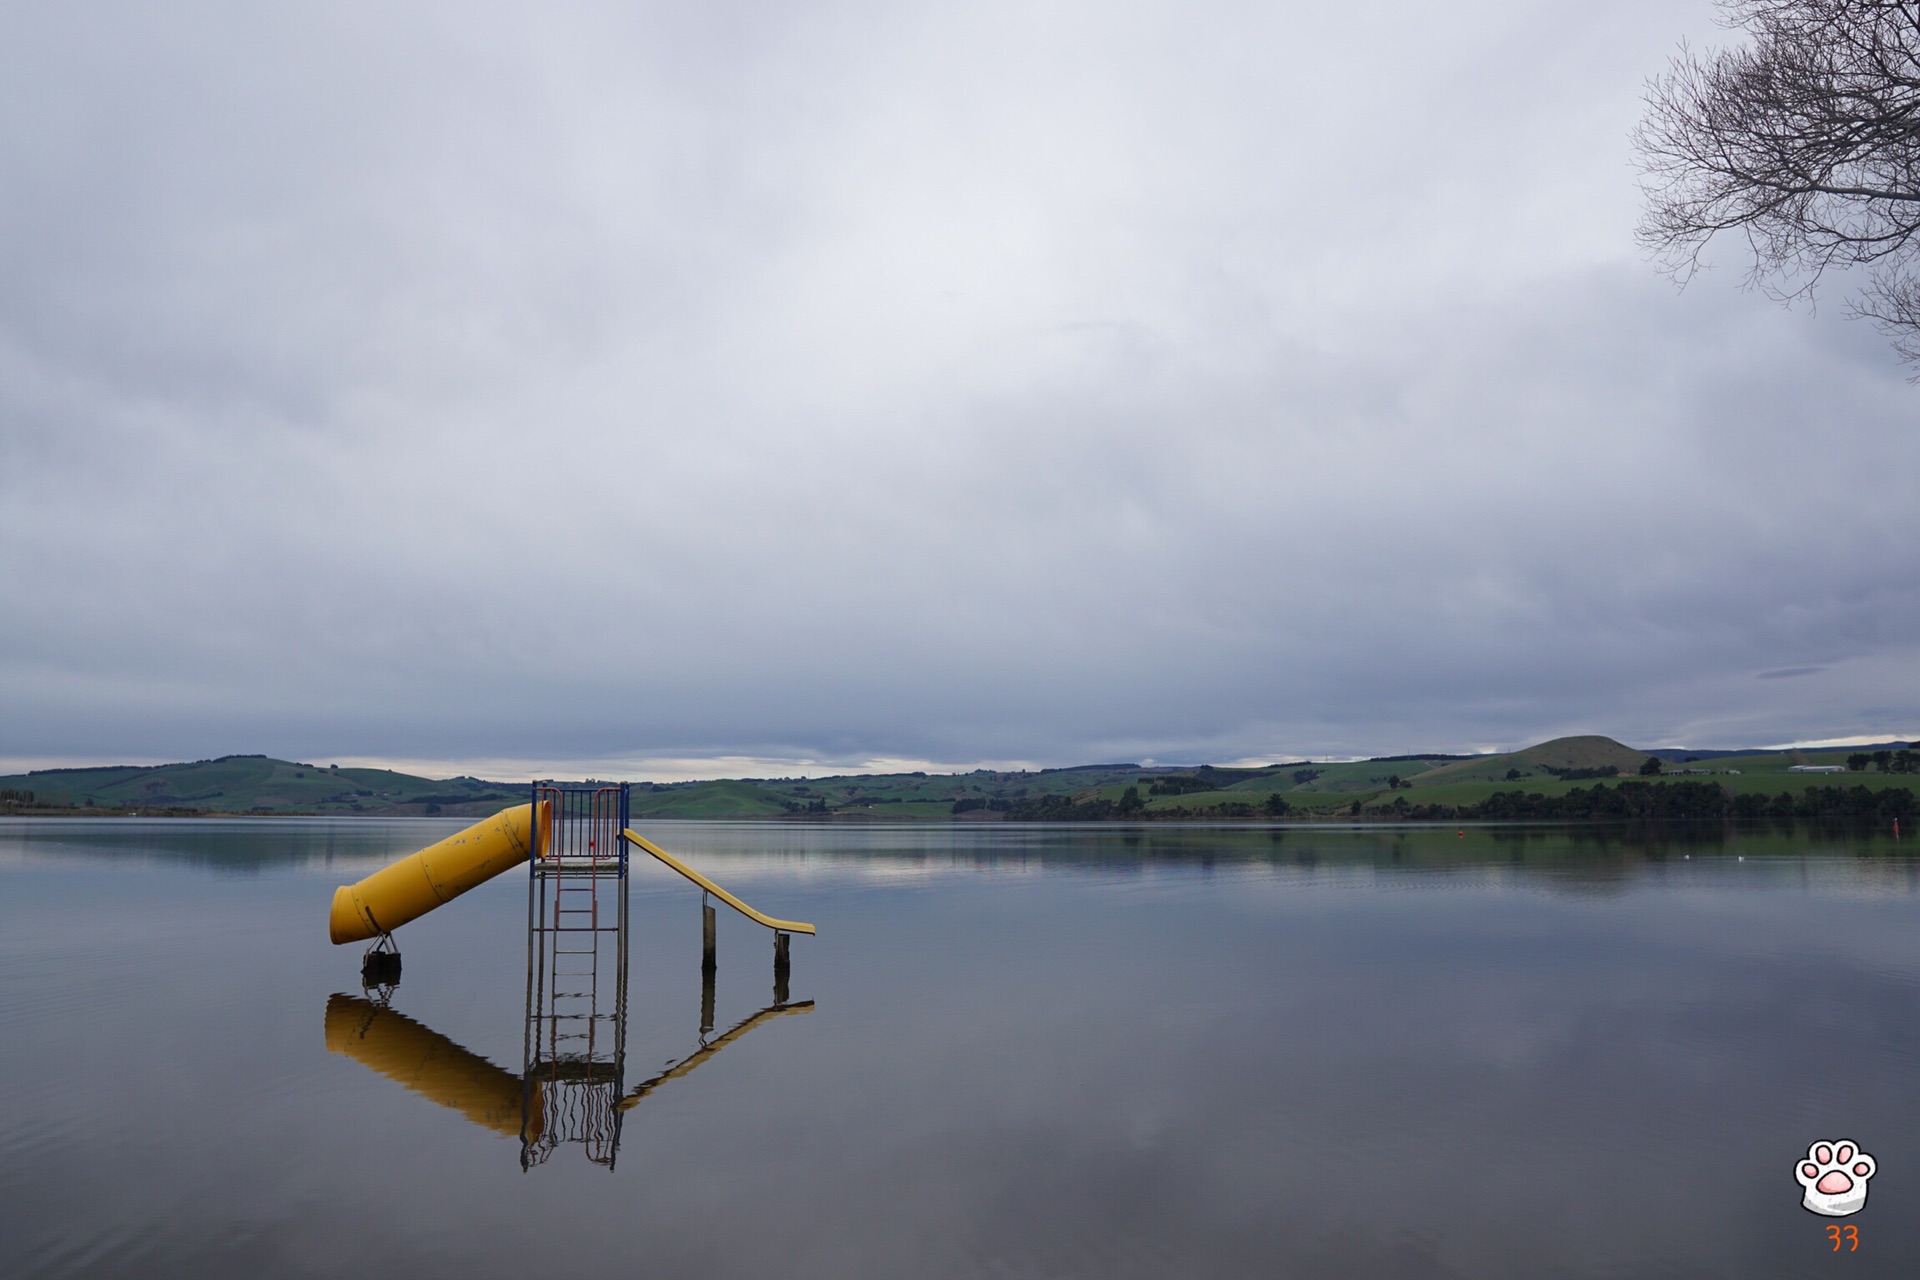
[327,806,816,943]
[328,803,546,944]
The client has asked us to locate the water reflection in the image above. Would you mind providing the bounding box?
[619,817,1920,881]
[326,988,812,1168]
[324,995,526,1138]
[623,1000,815,1110]
[10,820,1920,1279]
[326,846,813,1172]
[4,813,1915,882]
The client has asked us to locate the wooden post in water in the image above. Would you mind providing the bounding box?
[700,895,718,1033]
[700,958,716,1037]
[773,930,791,1005]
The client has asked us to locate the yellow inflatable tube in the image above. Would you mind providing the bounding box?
[328,803,546,944]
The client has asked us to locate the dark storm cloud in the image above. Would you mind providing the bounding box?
[2,0,1916,776]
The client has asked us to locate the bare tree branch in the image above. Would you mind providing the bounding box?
[1635,0,1920,358]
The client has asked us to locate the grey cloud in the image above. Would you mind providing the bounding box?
[3,0,1917,772]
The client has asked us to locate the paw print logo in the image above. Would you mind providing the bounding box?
[1797,1140,1875,1217]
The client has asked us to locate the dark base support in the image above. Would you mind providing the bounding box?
[361,943,401,989]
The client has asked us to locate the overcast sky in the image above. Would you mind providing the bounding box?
[3,0,1917,781]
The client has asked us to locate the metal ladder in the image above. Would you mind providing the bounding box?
[522,783,630,1170]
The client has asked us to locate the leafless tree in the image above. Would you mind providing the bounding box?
[1635,1,1920,361]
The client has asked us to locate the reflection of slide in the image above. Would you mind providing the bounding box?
[619,1001,815,1111]
[328,804,545,944]
[324,994,811,1138]
[323,994,536,1139]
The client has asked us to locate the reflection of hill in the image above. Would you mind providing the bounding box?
[0,820,488,875]
[670,822,1914,891]
[1530,866,1635,897]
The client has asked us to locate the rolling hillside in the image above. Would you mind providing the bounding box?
[1411,735,1652,785]
[3,735,1913,821]
[0,755,520,816]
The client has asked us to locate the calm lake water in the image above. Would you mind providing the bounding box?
[2,817,1918,1278]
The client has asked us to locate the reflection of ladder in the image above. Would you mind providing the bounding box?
[522,784,629,1170]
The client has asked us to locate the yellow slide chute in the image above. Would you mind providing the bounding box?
[623,830,816,935]
[328,803,546,944]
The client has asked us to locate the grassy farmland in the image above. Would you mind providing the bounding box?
[2,737,1914,821]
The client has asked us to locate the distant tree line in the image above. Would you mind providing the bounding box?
[0,788,207,816]
[1371,782,1915,822]
[1847,750,1916,773]
[1148,774,1225,796]
[930,778,1919,824]
[953,786,1290,820]
[950,796,1013,814]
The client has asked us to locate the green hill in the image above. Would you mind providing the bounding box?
[4,736,1912,822]
[1224,757,1462,795]
[0,755,520,816]
[630,778,796,819]
[1411,735,1652,785]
